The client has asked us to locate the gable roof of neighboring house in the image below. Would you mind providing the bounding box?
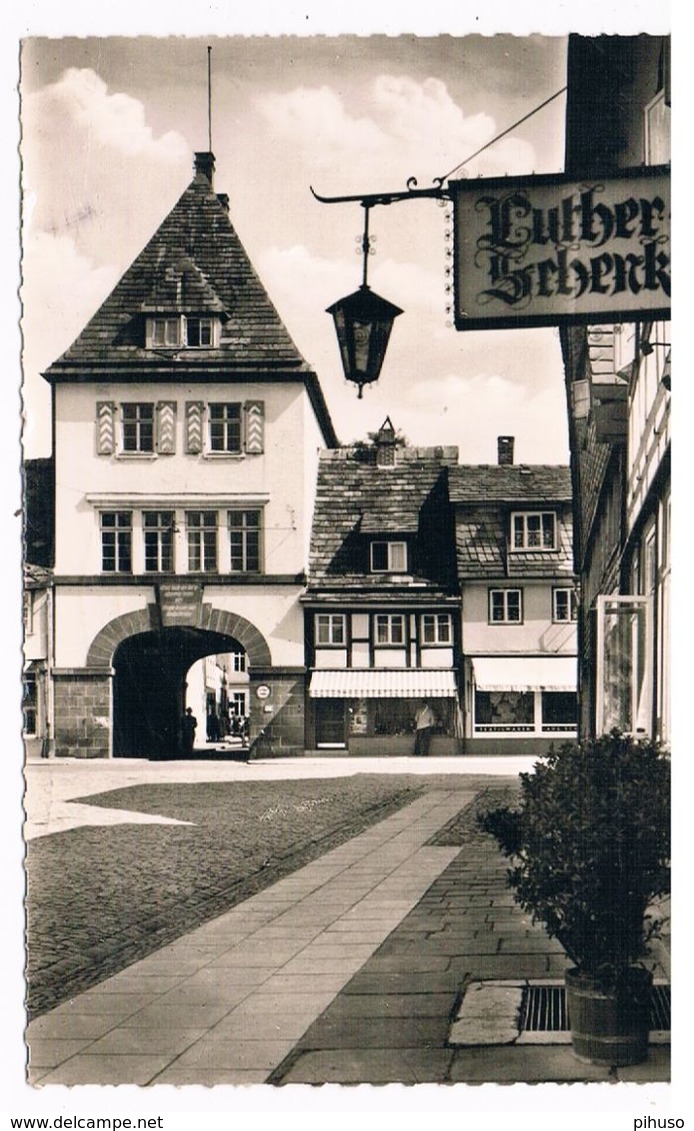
[307,443,459,597]
[449,465,575,580]
[43,153,338,447]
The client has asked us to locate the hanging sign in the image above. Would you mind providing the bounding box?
[451,165,670,330]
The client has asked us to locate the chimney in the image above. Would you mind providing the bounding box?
[376,416,397,467]
[497,436,514,465]
[194,151,216,186]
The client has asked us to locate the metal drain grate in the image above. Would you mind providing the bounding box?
[520,983,671,1033]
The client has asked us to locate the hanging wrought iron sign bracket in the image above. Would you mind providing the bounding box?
[311,179,451,396]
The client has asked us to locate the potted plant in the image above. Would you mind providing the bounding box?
[479,731,670,1066]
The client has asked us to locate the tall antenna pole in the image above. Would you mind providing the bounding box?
[207,45,212,151]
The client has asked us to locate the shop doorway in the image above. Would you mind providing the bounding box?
[315,699,346,748]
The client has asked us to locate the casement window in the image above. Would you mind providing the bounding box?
[23,672,38,735]
[553,587,578,623]
[489,588,523,623]
[375,613,406,645]
[232,652,246,673]
[122,403,155,453]
[371,540,408,573]
[421,613,452,645]
[185,316,216,347]
[186,511,218,573]
[23,591,34,634]
[146,316,219,349]
[101,511,132,573]
[143,511,175,573]
[315,613,346,646]
[209,403,242,453]
[511,511,556,551]
[148,317,183,348]
[228,510,261,572]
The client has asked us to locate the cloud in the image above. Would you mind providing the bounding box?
[29,68,189,161]
[256,85,387,162]
[255,74,538,183]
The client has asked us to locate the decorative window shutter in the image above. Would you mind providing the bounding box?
[185,401,204,454]
[156,401,176,454]
[96,401,116,455]
[244,400,264,454]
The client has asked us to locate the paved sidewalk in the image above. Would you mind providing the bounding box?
[27,789,470,1085]
[26,777,670,1088]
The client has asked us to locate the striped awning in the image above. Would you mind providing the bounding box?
[472,656,577,693]
[309,669,457,698]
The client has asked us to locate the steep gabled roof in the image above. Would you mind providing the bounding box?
[44,160,310,375]
[448,464,572,504]
[307,443,459,594]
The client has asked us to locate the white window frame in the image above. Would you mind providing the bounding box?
[553,587,578,623]
[143,510,175,574]
[489,588,523,624]
[511,511,556,551]
[315,613,346,646]
[370,540,408,573]
[146,315,220,350]
[185,316,218,348]
[146,316,184,349]
[595,594,652,737]
[100,511,133,574]
[186,511,218,573]
[375,613,406,645]
[421,613,452,645]
[209,402,243,454]
[232,652,246,673]
[228,509,262,573]
[121,402,155,454]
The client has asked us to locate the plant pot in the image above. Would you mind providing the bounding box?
[565,966,652,1066]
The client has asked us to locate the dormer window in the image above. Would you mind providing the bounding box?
[146,316,219,349]
[371,540,407,573]
[148,317,183,348]
[511,511,556,551]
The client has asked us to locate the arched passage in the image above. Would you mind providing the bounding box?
[87,609,272,759]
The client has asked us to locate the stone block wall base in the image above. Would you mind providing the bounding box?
[53,669,112,759]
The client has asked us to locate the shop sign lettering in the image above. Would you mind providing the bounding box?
[452,167,670,330]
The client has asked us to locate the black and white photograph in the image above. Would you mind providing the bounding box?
[6,1,676,1121]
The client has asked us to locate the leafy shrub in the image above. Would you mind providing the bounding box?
[478,732,670,980]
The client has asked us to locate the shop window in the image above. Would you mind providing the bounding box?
[421,613,452,644]
[186,511,218,572]
[375,613,405,644]
[143,511,175,573]
[101,511,132,573]
[315,614,346,646]
[541,691,578,731]
[228,510,261,573]
[511,511,556,551]
[553,587,578,622]
[371,540,407,572]
[489,588,522,623]
[122,403,154,453]
[475,690,534,731]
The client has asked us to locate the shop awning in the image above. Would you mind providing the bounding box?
[309,669,457,698]
[472,656,577,692]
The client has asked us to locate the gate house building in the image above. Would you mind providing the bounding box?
[40,151,337,759]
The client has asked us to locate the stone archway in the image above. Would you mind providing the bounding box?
[85,607,273,758]
[87,605,272,670]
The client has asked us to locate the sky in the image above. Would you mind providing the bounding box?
[19,33,575,464]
